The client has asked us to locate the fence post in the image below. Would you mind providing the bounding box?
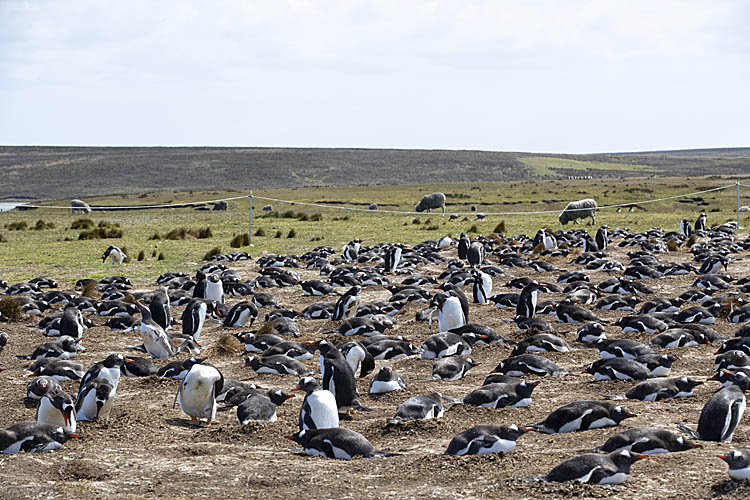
[737,181,741,230]
[248,193,253,244]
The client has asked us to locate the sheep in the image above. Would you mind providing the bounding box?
[262,205,273,211]
[558,198,597,225]
[212,200,228,211]
[368,203,378,211]
[415,192,446,215]
[70,199,91,214]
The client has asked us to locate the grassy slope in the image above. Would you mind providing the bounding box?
[1,175,747,285]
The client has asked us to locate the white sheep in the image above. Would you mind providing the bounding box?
[70,199,91,214]
[558,198,598,225]
[415,192,446,215]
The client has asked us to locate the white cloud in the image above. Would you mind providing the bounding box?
[0,0,748,151]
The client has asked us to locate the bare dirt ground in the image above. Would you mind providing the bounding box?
[2,235,750,499]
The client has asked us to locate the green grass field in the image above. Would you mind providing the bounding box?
[0,175,747,285]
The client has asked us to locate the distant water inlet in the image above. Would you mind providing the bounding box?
[0,202,27,212]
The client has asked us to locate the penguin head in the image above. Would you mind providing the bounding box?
[610,449,648,466]
[285,430,307,443]
[718,450,750,468]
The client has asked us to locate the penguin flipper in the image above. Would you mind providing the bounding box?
[600,393,626,401]
[438,393,463,404]
[677,423,700,440]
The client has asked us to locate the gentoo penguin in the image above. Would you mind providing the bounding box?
[245,355,313,376]
[263,341,315,361]
[148,287,171,331]
[239,333,284,353]
[472,269,492,304]
[26,376,62,400]
[433,293,466,332]
[555,299,600,324]
[384,245,402,274]
[177,362,224,426]
[138,302,198,359]
[680,370,749,442]
[222,301,258,327]
[598,428,701,454]
[18,336,85,361]
[463,380,540,408]
[37,388,76,432]
[576,322,606,343]
[75,378,116,421]
[457,233,470,261]
[368,366,406,394]
[182,299,208,342]
[695,212,707,232]
[717,450,750,481]
[420,332,472,359]
[589,339,654,360]
[78,353,129,392]
[431,357,480,381]
[294,377,339,430]
[317,341,369,411]
[466,241,484,268]
[534,401,637,434]
[444,424,531,456]
[300,280,337,296]
[516,281,539,321]
[46,305,85,339]
[545,449,647,484]
[595,225,609,252]
[236,390,294,424]
[584,358,651,381]
[157,356,207,379]
[511,334,570,356]
[613,315,668,334]
[338,341,375,378]
[102,245,126,264]
[633,354,678,377]
[681,218,693,237]
[623,377,703,401]
[365,339,420,360]
[492,354,567,377]
[0,332,7,354]
[205,274,225,305]
[121,356,157,377]
[332,286,361,321]
[285,428,393,459]
[0,422,80,454]
[387,393,444,424]
[341,240,360,262]
[27,359,85,381]
[698,255,729,275]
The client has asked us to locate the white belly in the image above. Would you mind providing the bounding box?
[179,369,219,420]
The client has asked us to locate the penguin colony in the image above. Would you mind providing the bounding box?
[2,210,750,496]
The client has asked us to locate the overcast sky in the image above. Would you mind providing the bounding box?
[1,1,748,153]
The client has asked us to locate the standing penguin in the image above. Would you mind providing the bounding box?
[680,218,693,237]
[342,240,361,262]
[332,286,361,321]
[681,370,749,442]
[149,287,171,331]
[176,362,224,426]
[222,301,259,327]
[466,241,485,268]
[102,245,126,264]
[384,245,402,274]
[457,233,470,261]
[182,299,208,342]
[317,340,369,411]
[433,293,466,332]
[294,376,339,430]
[595,226,609,252]
[516,281,540,321]
[48,305,85,339]
[338,341,375,378]
[75,378,116,421]
[472,269,492,304]
[205,274,225,305]
[695,212,707,232]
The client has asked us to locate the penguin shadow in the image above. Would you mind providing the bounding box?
[711,479,750,496]
[165,417,207,429]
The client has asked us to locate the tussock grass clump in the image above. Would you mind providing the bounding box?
[120,247,131,263]
[311,235,323,241]
[297,213,309,222]
[137,250,145,261]
[0,297,23,321]
[254,228,266,237]
[7,221,27,231]
[202,247,221,260]
[34,219,55,230]
[274,230,282,238]
[79,226,123,240]
[81,282,98,298]
[310,213,323,221]
[231,233,250,248]
[493,221,506,234]
[0,233,6,243]
[71,218,94,230]
[206,333,244,357]
[148,233,161,240]
[412,218,421,225]
[425,225,439,230]
[158,252,165,261]
[281,210,296,219]
[468,224,479,233]
[165,227,213,240]
[152,249,158,257]
[287,228,297,238]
